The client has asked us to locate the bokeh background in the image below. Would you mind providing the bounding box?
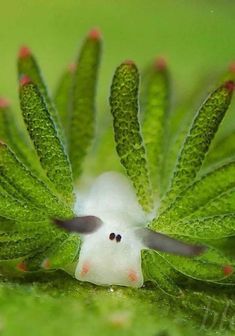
[1,1,235,335]
[1,0,235,113]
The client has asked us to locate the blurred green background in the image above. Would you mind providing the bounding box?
[1,0,235,113]
[1,1,235,335]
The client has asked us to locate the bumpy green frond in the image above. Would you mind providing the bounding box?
[19,79,74,205]
[54,65,76,140]
[190,188,235,218]
[152,161,235,231]
[163,81,234,208]
[23,232,69,271]
[141,58,170,195]
[69,29,101,180]
[0,142,73,218]
[0,99,44,176]
[0,227,55,260]
[164,214,235,239]
[110,61,153,212]
[160,244,233,282]
[142,249,182,297]
[18,46,63,140]
[0,183,46,221]
[44,234,80,270]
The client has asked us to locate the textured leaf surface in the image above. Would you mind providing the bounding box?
[163,82,234,208]
[69,30,101,180]
[159,244,233,282]
[110,61,153,212]
[18,47,64,140]
[162,214,235,240]
[19,80,74,205]
[152,161,235,231]
[141,59,170,195]
[0,142,73,218]
[142,249,182,297]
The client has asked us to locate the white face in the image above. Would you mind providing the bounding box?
[74,172,148,287]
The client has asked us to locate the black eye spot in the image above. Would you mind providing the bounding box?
[109,232,115,240]
[116,234,122,242]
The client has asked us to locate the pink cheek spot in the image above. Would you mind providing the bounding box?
[128,270,138,283]
[80,262,90,277]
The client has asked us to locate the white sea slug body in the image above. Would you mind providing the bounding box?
[74,172,148,288]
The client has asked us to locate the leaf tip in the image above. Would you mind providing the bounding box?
[19,45,31,58]
[223,265,233,276]
[41,258,51,270]
[16,261,27,272]
[0,97,10,108]
[122,59,135,66]
[68,63,76,73]
[88,27,102,40]
[154,56,167,71]
[224,80,235,92]
[229,62,235,74]
[20,75,32,87]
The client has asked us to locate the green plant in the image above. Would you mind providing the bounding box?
[0,29,235,301]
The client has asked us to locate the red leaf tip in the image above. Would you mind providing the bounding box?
[41,258,51,270]
[123,59,135,66]
[224,80,235,92]
[20,75,32,86]
[229,62,235,74]
[88,28,101,40]
[0,98,10,108]
[154,57,167,71]
[19,45,31,58]
[68,63,76,73]
[223,265,233,276]
[16,261,27,272]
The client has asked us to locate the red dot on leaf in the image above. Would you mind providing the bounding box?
[88,28,101,40]
[229,62,235,74]
[223,265,233,276]
[19,45,31,58]
[20,75,32,86]
[224,80,235,92]
[123,59,135,66]
[68,63,76,73]
[0,98,10,108]
[16,261,27,272]
[154,57,167,70]
[41,258,51,270]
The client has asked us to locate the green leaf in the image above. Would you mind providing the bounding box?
[190,188,235,218]
[141,58,170,195]
[0,183,46,221]
[0,142,73,218]
[23,232,69,271]
[152,161,235,231]
[110,61,153,212]
[0,227,55,260]
[69,30,102,180]
[54,64,76,141]
[18,46,64,141]
[0,99,45,176]
[19,79,74,205]
[43,234,80,270]
[163,81,234,208]
[142,249,183,297]
[159,244,233,282]
[164,214,235,240]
